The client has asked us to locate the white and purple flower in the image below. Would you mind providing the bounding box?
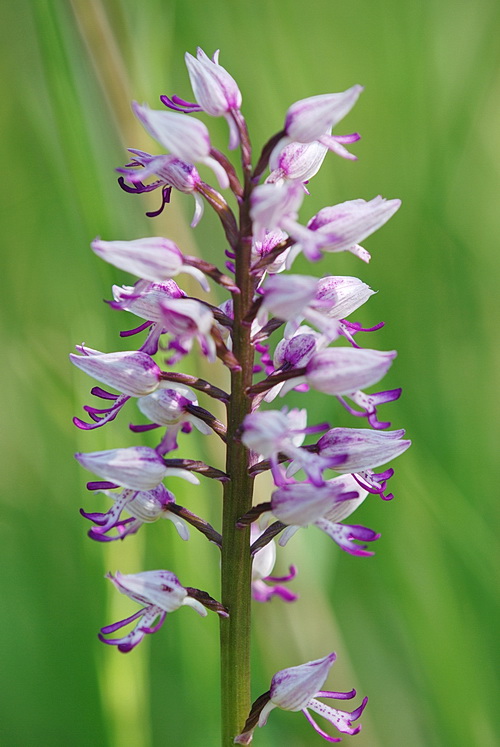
[235,652,367,744]
[81,483,190,542]
[99,570,226,652]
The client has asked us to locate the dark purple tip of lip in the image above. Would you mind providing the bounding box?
[316,688,357,700]
[87,481,118,491]
[117,176,161,194]
[333,132,361,144]
[129,422,160,433]
[146,186,172,218]
[100,609,146,635]
[91,386,119,400]
[87,530,119,542]
[160,94,202,112]
[120,322,153,338]
[80,508,107,523]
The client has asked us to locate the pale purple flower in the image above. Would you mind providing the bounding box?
[288,196,402,263]
[316,427,411,473]
[305,347,397,395]
[110,281,186,356]
[285,86,363,143]
[270,477,360,527]
[133,102,229,188]
[91,237,209,290]
[70,347,162,397]
[185,47,242,148]
[111,281,185,318]
[259,273,375,339]
[235,652,367,744]
[70,346,165,430]
[258,274,319,327]
[336,387,403,429]
[312,427,411,500]
[75,446,200,491]
[264,325,325,402]
[250,182,305,243]
[241,408,338,486]
[81,484,190,542]
[276,475,379,557]
[273,326,324,370]
[267,139,330,185]
[117,150,204,225]
[251,523,297,603]
[160,297,217,363]
[99,570,208,652]
[135,383,212,454]
[251,229,291,274]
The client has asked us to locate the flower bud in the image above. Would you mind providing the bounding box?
[185,47,242,116]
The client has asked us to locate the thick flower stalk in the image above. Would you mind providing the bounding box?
[71,47,409,745]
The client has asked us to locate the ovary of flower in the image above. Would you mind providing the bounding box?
[160,297,217,363]
[235,652,367,744]
[75,446,200,491]
[99,570,207,652]
[81,484,190,542]
[91,236,209,291]
[133,102,229,189]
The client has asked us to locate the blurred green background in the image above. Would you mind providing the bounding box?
[1,0,499,745]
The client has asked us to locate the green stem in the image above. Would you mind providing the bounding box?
[220,131,256,744]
